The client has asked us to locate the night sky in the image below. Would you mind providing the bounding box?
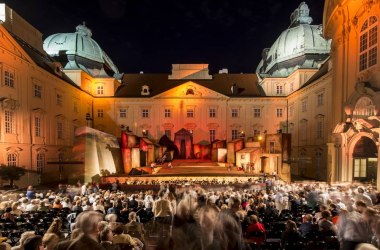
[4,0,324,74]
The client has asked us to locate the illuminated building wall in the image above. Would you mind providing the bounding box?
[2,1,378,186]
[324,0,380,187]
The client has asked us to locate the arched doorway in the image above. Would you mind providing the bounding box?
[352,137,378,183]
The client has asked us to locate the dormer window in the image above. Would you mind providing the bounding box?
[186,89,194,95]
[141,85,150,96]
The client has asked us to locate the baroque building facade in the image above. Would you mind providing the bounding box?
[0,1,378,186]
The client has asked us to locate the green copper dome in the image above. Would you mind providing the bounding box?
[256,2,331,79]
[43,23,119,77]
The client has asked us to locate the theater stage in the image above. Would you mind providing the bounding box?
[102,160,263,183]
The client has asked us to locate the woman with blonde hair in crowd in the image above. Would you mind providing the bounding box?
[45,218,65,240]
[42,233,59,250]
[11,202,22,216]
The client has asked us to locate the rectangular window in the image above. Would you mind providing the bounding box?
[360,33,368,52]
[317,93,324,106]
[4,70,14,88]
[57,122,63,139]
[316,120,323,139]
[97,109,104,118]
[290,82,294,92]
[165,129,171,140]
[187,109,194,118]
[231,108,239,118]
[360,53,368,71]
[253,129,260,137]
[5,110,14,134]
[369,26,378,47]
[142,109,149,118]
[56,94,63,106]
[97,85,104,95]
[73,101,78,113]
[289,105,294,117]
[164,109,171,118]
[232,129,238,140]
[276,85,283,95]
[209,129,215,142]
[209,108,216,118]
[119,108,127,118]
[35,117,41,137]
[369,47,378,67]
[34,85,42,98]
[269,142,275,154]
[253,108,261,118]
[354,159,367,178]
[302,99,308,112]
[276,108,283,118]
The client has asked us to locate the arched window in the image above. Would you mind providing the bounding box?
[7,153,17,166]
[36,153,45,174]
[353,97,376,118]
[360,16,378,71]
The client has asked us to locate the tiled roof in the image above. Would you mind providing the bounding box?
[116,73,265,98]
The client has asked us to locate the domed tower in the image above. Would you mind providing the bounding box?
[43,23,119,78]
[256,2,331,81]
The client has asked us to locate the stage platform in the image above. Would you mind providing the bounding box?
[102,160,263,184]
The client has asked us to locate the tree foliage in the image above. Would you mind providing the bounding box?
[0,165,25,186]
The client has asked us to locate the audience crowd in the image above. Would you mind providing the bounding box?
[0,181,378,250]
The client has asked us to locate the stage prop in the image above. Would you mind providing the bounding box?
[227,139,244,164]
[72,127,122,182]
[174,129,194,159]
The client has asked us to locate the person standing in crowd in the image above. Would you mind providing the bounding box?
[153,190,173,223]
[339,201,372,250]
[355,187,373,207]
[26,186,35,200]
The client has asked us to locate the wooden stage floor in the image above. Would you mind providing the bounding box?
[102,160,261,183]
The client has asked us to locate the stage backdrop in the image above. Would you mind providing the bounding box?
[72,127,123,182]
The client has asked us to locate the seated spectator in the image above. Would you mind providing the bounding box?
[52,199,63,210]
[72,200,83,214]
[0,235,11,250]
[12,231,36,250]
[45,218,65,240]
[314,205,328,222]
[105,214,119,232]
[281,220,302,248]
[55,211,105,250]
[38,201,49,212]
[100,228,120,250]
[264,201,278,218]
[318,210,337,235]
[1,207,15,222]
[11,202,22,216]
[42,233,59,250]
[23,235,42,250]
[245,215,266,245]
[299,214,316,237]
[25,199,38,212]
[107,201,120,216]
[124,212,145,242]
[112,225,135,247]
